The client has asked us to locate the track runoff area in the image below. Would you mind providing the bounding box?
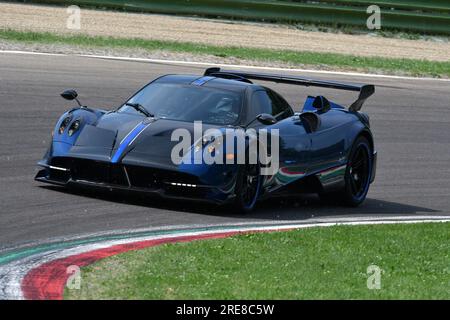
[0,51,449,307]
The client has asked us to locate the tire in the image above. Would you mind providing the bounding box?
[319,136,372,207]
[232,158,262,213]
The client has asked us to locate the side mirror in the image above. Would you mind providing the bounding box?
[256,113,277,125]
[312,96,331,113]
[61,89,78,100]
[61,89,82,106]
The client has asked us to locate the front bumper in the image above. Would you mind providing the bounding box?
[35,157,234,204]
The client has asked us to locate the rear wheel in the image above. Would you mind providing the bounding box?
[320,136,372,207]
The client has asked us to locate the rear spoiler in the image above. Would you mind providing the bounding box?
[204,67,375,112]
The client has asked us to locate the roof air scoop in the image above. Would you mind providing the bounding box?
[312,96,331,113]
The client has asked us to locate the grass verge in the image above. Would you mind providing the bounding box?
[1,29,450,78]
[65,222,449,299]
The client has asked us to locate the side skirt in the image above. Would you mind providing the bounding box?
[315,164,347,192]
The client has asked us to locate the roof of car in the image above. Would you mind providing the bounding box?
[154,74,257,92]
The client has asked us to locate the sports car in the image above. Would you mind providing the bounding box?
[35,67,377,212]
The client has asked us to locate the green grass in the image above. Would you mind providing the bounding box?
[65,222,450,300]
[1,29,450,78]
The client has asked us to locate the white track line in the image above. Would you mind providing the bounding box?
[0,50,66,57]
[1,49,449,82]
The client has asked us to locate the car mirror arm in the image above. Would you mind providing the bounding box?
[245,113,277,127]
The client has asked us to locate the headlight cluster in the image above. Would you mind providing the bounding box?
[58,116,81,136]
[59,116,72,134]
[194,135,222,155]
[68,120,81,136]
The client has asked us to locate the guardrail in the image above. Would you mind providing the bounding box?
[17,0,450,35]
[290,1,450,14]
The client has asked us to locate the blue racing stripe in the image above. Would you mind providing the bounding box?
[191,76,215,86]
[111,123,148,163]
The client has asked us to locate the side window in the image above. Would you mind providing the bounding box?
[266,89,294,120]
[249,90,273,121]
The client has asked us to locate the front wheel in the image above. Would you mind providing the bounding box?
[320,136,372,207]
[232,161,262,213]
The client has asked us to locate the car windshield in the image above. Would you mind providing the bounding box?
[119,83,243,125]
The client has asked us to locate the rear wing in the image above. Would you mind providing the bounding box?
[204,67,375,112]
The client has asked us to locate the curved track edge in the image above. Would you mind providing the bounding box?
[1,217,449,300]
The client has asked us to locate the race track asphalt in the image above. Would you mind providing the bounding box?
[1,52,449,250]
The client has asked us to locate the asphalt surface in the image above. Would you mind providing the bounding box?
[0,52,449,250]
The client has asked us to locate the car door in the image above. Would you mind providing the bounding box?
[248,89,311,189]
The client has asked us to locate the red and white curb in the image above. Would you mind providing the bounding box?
[0,216,448,300]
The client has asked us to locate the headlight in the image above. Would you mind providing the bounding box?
[194,136,211,153]
[194,135,222,154]
[59,116,72,134]
[207,144,216,154]
[68,119,81,136]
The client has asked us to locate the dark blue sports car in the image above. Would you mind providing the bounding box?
[35,68,377,212]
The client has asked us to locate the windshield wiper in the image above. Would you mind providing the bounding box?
[125,103,154,118]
